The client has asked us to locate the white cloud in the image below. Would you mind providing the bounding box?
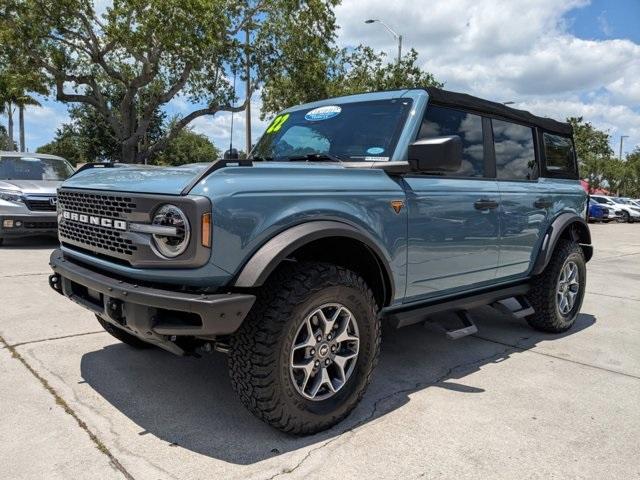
[336,0,640,154]
[21,101,70,152]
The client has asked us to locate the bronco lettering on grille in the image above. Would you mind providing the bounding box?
[62,210,127,231]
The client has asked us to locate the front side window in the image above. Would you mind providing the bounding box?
[543,133,576,177]
[417,105,484,177]
[493,119,537,180]
[252,99,413,162]
[0,156,74,181]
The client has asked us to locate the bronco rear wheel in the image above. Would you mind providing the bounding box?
[526,240,586,333]
[227,262,380,435]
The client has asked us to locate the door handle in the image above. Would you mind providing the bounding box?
[474,199,499,210]
[534,198,553,209]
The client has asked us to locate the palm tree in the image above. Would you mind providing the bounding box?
[0,79,15,151]
[0,72,45,152]
[16,93,41,152]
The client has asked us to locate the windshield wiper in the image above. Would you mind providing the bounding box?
[284,153,345,163]
[248,155,273,161]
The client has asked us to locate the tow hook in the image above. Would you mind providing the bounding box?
[107,298,125,325]
[48,274,63,295]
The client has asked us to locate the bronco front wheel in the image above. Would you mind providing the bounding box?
[227,262,380,435]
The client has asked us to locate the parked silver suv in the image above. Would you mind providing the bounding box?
[0,152,74,245]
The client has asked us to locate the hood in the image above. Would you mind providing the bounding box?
[0,179,61,195]
[61,164,211,195]
[60,161,351,195]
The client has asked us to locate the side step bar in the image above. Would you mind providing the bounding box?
[491,296,534,319]
[427,310,479,340]
[384,283,530,329]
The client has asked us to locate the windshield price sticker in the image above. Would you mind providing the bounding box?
[266,113,290,134]
[304,105,342,122]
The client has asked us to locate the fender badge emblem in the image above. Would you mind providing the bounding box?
[390,200,404,214]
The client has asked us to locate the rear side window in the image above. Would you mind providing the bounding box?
[543,133,577,178]
[492,119,537,180]
[418,105,484,177]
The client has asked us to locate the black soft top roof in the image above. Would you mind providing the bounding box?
[425,87,572,136]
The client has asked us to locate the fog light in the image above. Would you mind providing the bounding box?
[3,219,13,228]
[15,221,22,227]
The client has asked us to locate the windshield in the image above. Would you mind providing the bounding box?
[252,99,413,162]
[0,156,74,181]
[592,197,614,205]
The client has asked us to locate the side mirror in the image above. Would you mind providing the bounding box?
[408,135,462,173]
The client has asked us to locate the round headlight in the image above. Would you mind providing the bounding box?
[151,204,190,258]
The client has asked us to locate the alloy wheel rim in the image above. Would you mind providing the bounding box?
[289,303,360,401]
[556,260,580,316]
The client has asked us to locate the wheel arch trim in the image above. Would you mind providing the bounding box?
[233,220,395,303]
[532,212,592,276]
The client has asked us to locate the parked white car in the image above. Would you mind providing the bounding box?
[0,152,75,245]
[591,195,640,223]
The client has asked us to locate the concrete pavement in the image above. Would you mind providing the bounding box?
[1,226,639,479]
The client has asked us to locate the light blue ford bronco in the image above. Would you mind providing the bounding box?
[49,87,592,434]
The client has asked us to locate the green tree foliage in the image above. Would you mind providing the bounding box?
[568,116,614,192]
[152,123,220,166]
[2,0,339,163]
[37,114,219,166]
[0,124,16,150]
[261,45,442,117]
[36,124,87,165]
[624,148,640,198]
[568,117,640,197]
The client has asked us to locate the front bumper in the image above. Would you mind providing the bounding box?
[0,215,58,237]
[49,249,255,354]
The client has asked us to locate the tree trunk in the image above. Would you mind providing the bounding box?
[120,141,137,164]
[19,104,25,152]
[7,102,15,151]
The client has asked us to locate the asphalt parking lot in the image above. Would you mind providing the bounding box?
[1,224,639,480]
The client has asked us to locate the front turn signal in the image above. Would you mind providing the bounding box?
[201,213,212,248]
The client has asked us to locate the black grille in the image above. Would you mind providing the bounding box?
[59,222,137,256]
[24,197,56,211]
[57,191,136,218]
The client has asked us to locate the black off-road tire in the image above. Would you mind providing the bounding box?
[526,240,586,333]
[96,315,151,349]
[227,262,381,435]
[0,237,4,246]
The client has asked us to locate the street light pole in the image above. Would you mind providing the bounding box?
[620,135,629,160]
[245,26,251,156]
[365,19,402,65]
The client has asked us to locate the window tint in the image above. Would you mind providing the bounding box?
[543,133,576,175]
[492,119,537,180]
[418,105,484,177]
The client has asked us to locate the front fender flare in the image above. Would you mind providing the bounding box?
[233,221,395,299]
[532,213,592,276]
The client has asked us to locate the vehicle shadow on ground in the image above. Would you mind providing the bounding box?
[80,307,596,465]
[0,236,58,250]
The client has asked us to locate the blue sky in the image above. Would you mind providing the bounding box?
[12,0,640,157]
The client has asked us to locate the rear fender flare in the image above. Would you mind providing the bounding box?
[532,213,592,276]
